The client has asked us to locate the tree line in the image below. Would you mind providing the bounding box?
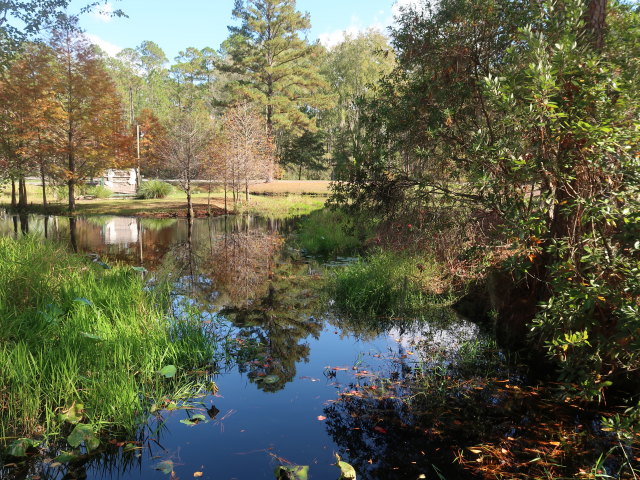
[1,0,395,214]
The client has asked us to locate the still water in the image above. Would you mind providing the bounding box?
[0,212,480,480]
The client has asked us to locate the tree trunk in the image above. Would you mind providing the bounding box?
[68,147,76,213]
[11,179,16,209]
[586,0,607,50]
[18,177,27,208]
[40,164,47,208]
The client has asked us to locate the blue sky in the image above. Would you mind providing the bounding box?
[68,0,418,60]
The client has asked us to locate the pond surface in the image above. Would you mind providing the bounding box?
[0,211,484,480]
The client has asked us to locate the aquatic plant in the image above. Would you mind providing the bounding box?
[296,208,362,256]
[330,250,451,317]
[0,237,216,444]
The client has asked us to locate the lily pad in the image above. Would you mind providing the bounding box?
[274,465,309,480]
[67,423,100,451]
[158,365,177,378]
[7,438,39,457]
[180,414,207,426]
[73,297,94,306]
[260,374,280,384]
[154,460,174,474]
[335,454,357,479]
[54,451,79,463]
[57,403,84,424]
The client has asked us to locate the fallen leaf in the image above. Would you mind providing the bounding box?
[317,416,326,421]
[194,472,203,478]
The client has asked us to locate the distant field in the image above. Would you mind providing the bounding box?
[248,180,331,195]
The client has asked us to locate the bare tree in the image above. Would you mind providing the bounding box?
[159,110,211,218]
[219,102,274,206]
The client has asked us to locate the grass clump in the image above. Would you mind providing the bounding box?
[296,208,362,256]
[330,250,450,317]
[84,185,113,198]
[0,237,215,442]
[138,180,174,199]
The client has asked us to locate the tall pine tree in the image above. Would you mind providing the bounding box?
[223,0,327,141]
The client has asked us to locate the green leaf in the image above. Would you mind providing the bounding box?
[158,365,177,378]
[132,266,147,273]
[57,403,84,424]
[154,460,174,474]
[335,454,357,479]
[67,423,99,451]
[80,332,104,342]
[7,438,39,457]
[274,465,309,480]
[260,374,280,384]
[55,451,79,463]
[180,414,207,426]
[74,297,94,306]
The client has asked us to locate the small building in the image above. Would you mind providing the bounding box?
[97,168,137,194]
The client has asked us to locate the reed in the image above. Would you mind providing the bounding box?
[0,237,215,441]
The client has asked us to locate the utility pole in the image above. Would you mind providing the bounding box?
[136,124,142,189]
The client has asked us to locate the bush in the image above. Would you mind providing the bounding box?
[138,180,173,199]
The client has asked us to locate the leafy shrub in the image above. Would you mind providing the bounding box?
[138,180,173,199]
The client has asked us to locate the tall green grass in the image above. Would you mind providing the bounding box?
[0,237,215,442]
[138,180,174,199]
[296,208,362,256]
[330,250,452,318]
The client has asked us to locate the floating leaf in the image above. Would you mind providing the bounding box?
[274,465,309,480]
[317,416,326,421]
[158,365,177,378]
[74,297,94,306]
[67,423,99,451]
[261,374,280,384]
[193,472,203,477]
[58,403,84,424]
[7,438,39,457]
[154,460,174,474]
[180,414,207,426]
[80,332,104,342]
[334,454,357,479]
[54,451,79,463]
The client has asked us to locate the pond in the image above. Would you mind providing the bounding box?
[0,211,492,480]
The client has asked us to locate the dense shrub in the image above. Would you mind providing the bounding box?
[138,180,173,199]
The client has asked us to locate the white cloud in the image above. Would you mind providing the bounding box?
[318,1,429,49]
[391,0,427,18]
[90,2,114,23]
[85,33,122,57]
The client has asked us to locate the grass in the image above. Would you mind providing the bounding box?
[296,208,363,256]
[1,182,326,218]
[137,180,173,199]
[248,180,331,195]
[330,250,452,318]
[0,237,216,445]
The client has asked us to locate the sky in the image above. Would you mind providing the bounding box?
[67,0,421,60]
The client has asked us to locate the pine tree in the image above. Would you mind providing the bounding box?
[223,0,327,141]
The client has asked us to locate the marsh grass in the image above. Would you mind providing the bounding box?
[0,237,216,442]
[330,250,453,318]
[296,208,362,256]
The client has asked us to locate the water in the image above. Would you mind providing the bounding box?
[0,212,482,480]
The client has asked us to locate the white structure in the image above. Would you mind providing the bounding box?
[100,168,137,194]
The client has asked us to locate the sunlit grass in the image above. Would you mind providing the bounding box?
[0,237,216,442]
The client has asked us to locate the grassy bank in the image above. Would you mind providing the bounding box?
[296,208,362,256]
[0,237,215,449]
